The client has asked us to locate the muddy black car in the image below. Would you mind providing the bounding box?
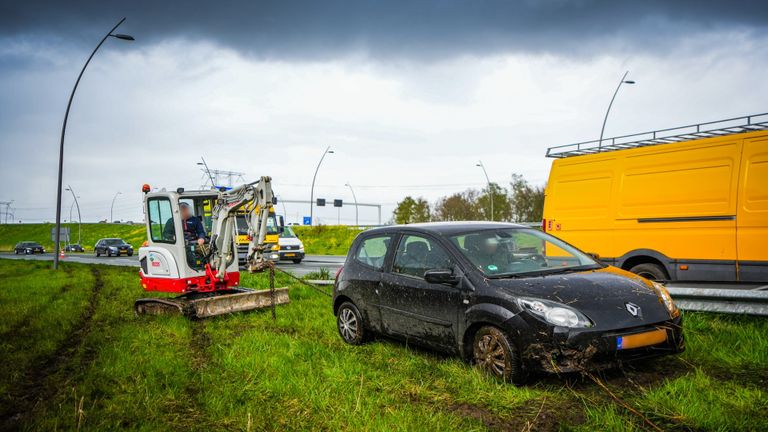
[14,242,45,254]
[333,222,683,384]
[94,238,133,257]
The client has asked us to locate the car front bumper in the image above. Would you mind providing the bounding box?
[516,315,684,373]
[279,250,305,260]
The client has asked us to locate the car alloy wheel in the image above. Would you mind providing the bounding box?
[473,326,525,385]
[337,302,366,345]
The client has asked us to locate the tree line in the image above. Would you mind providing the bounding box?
[392,174,545,224]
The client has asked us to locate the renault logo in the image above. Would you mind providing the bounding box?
[625,302,641,317]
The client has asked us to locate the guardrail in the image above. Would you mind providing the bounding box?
[667,286,768,316]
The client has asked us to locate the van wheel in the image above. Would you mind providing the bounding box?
[292,259,302,264]
[473,326,526,385]
[337,302,367,345]
[629,263,668,281]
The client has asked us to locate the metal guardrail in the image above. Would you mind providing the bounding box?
[667,286,768,316]
[546,112,768,158]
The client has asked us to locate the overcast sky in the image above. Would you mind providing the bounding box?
[1,1,767,225]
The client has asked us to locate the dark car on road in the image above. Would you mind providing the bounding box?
[64,244,84,253]
[333,222,683,384]
[14,241,45,254]
[94,238,134,257]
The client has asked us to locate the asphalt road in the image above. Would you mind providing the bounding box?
[0,252,345,278]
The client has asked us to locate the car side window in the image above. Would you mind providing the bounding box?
[353,235,392,271]
[393,234,454,279]
[148,198,176,243]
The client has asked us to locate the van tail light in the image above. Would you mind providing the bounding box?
[542,219,547,232]
[335,266,344,283]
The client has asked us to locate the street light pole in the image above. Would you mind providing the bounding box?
[345,181,359,225]
[53,18,134,269]
[476,161,493,221]
[65,186,82,245]
[110,191,122,222]
[598,70,635,149]
[309,146,334,226]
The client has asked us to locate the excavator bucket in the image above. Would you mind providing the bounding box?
[135,287,290,319]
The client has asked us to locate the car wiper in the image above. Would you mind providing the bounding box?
[487,265,601,279]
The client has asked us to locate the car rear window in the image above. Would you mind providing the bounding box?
[353,235,392,271]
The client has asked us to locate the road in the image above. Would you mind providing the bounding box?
[0,253,345,278]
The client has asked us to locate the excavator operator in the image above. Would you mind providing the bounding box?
[163,202,206,245]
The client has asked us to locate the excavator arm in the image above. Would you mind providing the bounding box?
[206,176,277,279]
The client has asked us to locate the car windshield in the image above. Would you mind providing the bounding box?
[449,228,600,278]
[280,226,296,238]
[104,239,126,246]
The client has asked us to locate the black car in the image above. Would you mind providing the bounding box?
[14,241,45,254]
[94,238,134,257]
[333,222,683,384]
[64,244,84,253]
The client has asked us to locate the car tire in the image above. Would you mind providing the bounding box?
[473,326,526,385]
[629,263,668,282]
[127,252,133,256]
[292,259,302,264]
[337,302,368,345]
[95,250,100,257]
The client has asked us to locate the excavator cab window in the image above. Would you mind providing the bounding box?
[147,198,176,244]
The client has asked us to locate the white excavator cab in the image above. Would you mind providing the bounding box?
[135,178,290,318]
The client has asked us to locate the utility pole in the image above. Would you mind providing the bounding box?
[598,70,636,149]
[53,18,134,269]
[476,161,493,221]
[309,146,334,226]
[345,182,359,225]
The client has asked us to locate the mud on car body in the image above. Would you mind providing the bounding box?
[333,222,683,384]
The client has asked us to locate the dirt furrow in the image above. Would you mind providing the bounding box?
[0,267,104,431]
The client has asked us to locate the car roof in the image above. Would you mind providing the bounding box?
[362,221,532,236]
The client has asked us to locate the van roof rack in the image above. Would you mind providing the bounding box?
[546,113,768,158]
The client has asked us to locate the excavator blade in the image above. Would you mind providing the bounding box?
[135,287,290,319]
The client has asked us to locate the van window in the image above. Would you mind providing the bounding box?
[148,198,176,243]
[354,235,392,270]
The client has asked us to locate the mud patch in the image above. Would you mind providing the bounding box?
[0,267,104,431]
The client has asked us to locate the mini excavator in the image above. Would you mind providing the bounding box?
[134,176,289,318]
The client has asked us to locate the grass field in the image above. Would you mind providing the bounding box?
[1,260,766,431]
[0,223,145,252]
[0,223,361,255]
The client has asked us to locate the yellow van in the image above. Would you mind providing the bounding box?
[543,114,768,283]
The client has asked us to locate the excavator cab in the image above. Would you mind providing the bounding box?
[135,180,289,318]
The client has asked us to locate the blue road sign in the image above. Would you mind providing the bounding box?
[303,216,312,225]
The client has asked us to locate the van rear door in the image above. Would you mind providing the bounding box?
[737,136,768,282]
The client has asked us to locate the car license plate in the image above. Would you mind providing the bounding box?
[284,253,295,257]
[617,328,667,350]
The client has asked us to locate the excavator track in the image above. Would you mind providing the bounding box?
[134,288,290,319]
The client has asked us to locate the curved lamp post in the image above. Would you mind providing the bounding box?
[65,186,82,245]
[110,191,122,222]
[309,146,333,226]
[598,70,635,149]
[53,18,134,269]
[476,161,493,221]
[345,181,359,225]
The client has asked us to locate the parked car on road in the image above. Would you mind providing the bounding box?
[64,244,84,253]
[333,222,684,384]
[14,241,45,254]
[94,238,134,257]
[278,226,305,263]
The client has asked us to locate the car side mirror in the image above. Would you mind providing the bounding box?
[587,252,601,261]
[424,269,460,285]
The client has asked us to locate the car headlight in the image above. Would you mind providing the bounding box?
[652,282,679,317]
[518,298,592,328]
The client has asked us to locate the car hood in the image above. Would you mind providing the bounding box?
[279,237,303,247]
[486,266,671,329]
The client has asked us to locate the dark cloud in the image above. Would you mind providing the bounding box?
[1,0,767,60]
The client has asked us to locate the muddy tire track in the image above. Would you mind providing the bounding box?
[173,320,213,430]
[0,267,104,432]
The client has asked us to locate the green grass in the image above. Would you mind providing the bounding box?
[0,223,146,251]
[1,259,766,431]
[293,225,364,255]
